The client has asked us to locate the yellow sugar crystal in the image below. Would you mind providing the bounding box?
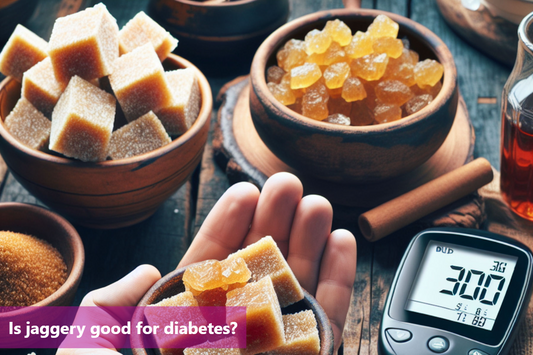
[342,77,367,102]
[277,39,307,71]
[107,111,171,160]
[375,80,413,106]
[323,42,347,66]
[22,58,65,118]
[412,80,442,98]
[324,113,350,126]
[323,62,350,89]
[265,310,320,355]
[404,94,433,115]
[305,52,326,66]
[324,19,352,46]
[372,37,403,59]
[345,31,374,59]
[0,24,48,82]
[4,97,51,150]
[49,76,116,162]
[267,66,286,84]
[183,257,251,295]
[302,81,329,121]
[367,14,399,39]
[351,53,389,81]
[226,276,285,355]
[119,11,178,61]
[48,3,119,85]
[110,43,173,121]
[152,291,199,307]
[304,29,332,55]
[350,100,375,126]
[383,61,416,87]
[268,82,296,106]
[414,59,444,87]
[156,68,200,136]
[374,103,402,123]
[290,63,322,90]
[227,236,304,308]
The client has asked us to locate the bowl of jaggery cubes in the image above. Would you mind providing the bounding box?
[133,236,333,355]
[0,202,84,345]
[0,4,212,228]
[250,8,457,183]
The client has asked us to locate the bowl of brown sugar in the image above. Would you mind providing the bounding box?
[0,202,84,310]
[249,8,457,183]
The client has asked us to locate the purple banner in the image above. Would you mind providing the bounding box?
[0,306,246,349]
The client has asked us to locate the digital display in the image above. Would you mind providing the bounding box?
[405,241,518,331]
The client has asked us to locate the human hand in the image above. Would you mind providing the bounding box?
[179,172,357,353]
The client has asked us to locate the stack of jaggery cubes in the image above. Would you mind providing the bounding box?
[0,4,201,162]
[150,236,321,355]
[267,15,444,126]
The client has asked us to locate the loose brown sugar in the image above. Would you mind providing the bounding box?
[0,231,67,307]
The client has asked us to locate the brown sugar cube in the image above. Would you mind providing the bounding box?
[22,57,66,117]
[0,24,48,82]
[226,276,285,355]
[156,68,200,136]
[107,111,171,160]
[109,43,173,121]
[49,76,116,162]
[4,97,51,150]
[119,11,178,61]
[184,337,241,355]
[266,310,320,355]
[227,236,304,307]
[48,3,119,85]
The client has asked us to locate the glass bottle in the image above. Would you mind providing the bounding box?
[501,11,533,220]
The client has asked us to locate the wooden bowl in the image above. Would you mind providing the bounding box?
[132,266,334,354]
[0,54,212,229]
[148,0,290,76]
[250,8,458,184]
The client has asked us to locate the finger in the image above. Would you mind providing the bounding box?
[243,172,303,256]
[286,195,332,294]
[178,182,260,267]
[315,229,357,353]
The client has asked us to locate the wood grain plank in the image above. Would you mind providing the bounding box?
[410,0,510,170]
[375,0,408,16]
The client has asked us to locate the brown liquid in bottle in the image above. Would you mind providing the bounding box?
[500,76,533,220]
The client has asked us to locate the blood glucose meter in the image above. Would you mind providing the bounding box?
[378,228,533,355]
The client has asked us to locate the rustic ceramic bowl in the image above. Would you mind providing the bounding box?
[0,202,84,347]
[131,266,334,354]
[250,8,458,183]
[0,54,212,229]
[148,0,290,76]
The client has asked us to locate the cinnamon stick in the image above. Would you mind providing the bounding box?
[358,158,494,242]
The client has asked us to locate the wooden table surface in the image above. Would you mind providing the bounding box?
[0,0,513,354]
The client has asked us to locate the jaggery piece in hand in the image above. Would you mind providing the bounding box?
[0,24,48,82]
[4,97,51,150]
[153,291,199,307]
[226,276,285,354]
[22,57,65,117]
[48,3,119,85]
[110,43,173,121]
[156,68,200,136]
[265,310,320,355]
[49,76,116,162]
[183,257,250,294]
[227,236,304,308]
[107,111,171,160]
[119,11,178,61]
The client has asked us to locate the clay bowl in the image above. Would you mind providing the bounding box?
[250,8,458,184]
[131,266,334,354]
[0,202,84,345]
[0,54,212,229]
[148,0,290,76]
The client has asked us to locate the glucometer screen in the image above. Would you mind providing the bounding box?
[405,241,518,331]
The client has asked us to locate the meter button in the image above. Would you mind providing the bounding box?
[386,328,412,343]
[428,336,449,353]
[469,350,489,355]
